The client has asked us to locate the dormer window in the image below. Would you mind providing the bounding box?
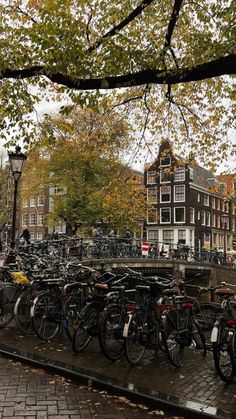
[160,156,171,167]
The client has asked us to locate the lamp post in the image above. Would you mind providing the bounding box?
[8,146,27,250]
[221,213,228,265]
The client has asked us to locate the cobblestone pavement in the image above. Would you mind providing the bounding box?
[0,326,236,418]
[0,355,175,419]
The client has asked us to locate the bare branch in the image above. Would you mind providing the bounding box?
[88,0,155,53]
[161,0,184,67]
[1,54,236,90]
[86,12,93,45]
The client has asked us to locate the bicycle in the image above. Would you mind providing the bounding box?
[211,282,236,383]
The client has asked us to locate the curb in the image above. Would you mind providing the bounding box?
[0,342,232,419]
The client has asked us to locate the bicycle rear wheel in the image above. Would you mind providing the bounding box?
[31,293,60,341]
[212,323,234,383]
[99,304,125,361]
[72,303,98,354]
[162,310,184,367]
[124,311,146,365]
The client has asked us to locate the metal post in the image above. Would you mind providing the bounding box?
[223,223,227,265]
[10,178,18,250]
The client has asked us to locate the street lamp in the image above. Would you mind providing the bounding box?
[8,146,27,250]
[221,213,228,264]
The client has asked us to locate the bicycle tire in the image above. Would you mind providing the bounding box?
[0,286,16,328]
[124,310,146,365]
[72,303,98,354]
[190,318,207,356]
[162,310,184,367]
[14,289,33,333]
[212,322,234,383]
[99,304,125,361]
[64,290,84,341]
[31,293,60,341]
[193,303,222,346]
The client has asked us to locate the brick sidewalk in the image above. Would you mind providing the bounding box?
[0,355,173,419]
[0,326,235,418]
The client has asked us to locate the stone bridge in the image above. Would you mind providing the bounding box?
[82,257,236,288]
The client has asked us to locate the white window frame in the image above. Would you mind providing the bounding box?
[160,156,171,167]
[201,211,206,226]
[190,207,195,224]
[37,212,44,226]
[160,170,171,183]
[212,196,216,209]
[212,214,216,228]
[147,171,156,184]
[203,194,210,206]
[147,207,157,224]
[174,207,185,223]
[38,195,44,206]
[22,198,28,208]
[160,207,171,224]
[30,196,36,207]
[29,213,36,226]
[37,232,43,240]
[22,214,28,227]
[197,192,200,202]
[160,186,171,203]
[147,229,159,242]
[189,168,194,180]
[206,212,211,226]
[163,229,174,245]
[174,167,185,182]
[174,185,185,202]
[147,187,157,204]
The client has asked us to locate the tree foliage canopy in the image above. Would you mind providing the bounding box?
[0,0,235,167]
[21,109,146,232]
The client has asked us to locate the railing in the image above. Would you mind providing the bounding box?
[1,236,233,266]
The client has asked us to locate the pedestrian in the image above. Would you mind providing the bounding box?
[21,228,31,245]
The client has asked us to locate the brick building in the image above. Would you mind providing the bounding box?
[144,140,236,253]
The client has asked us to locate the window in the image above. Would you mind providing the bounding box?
[160,156,171,167]
[197,192,200,202]
[22,214,28,226]
[212,214,216,228]
[189,168,194,180]
[160,186,171,203]
[160,170,171,183]
[178,230,186,244]
[190,207,195,223]
[54,187,64,195]
[29,213,36,226]
[174,167,185,181]
[160,208,171,223]
[174,207,185,223]
[22,198,28,208]
[30,233,34,242]
[37,232,43,240]
[148,230,158,242]
[147,187,157,204]
[201,211,206,225]
[197,211,200,220]
[206,212,211,226]
[217,198,221,210]
[147,171,156,184]
[147,207,157,223]
[224,200,229,213]
[38,195,44,206]
[163,230,174,245]
[174,185,185,202]
[217,215,221,228]
[37,213,44,226]
[30,196,36,207]
[203,194,210,206]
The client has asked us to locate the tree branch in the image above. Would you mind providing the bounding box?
[1,54,236,90]
[88,0,155,52]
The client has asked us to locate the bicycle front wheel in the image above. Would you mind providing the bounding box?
[212,323,234,383]
[31,293,60,341]
[162,310,184,367]
[14,289,33,333]
[124,311,146,365]
[99,304,125,361]
[72,303,98,354]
